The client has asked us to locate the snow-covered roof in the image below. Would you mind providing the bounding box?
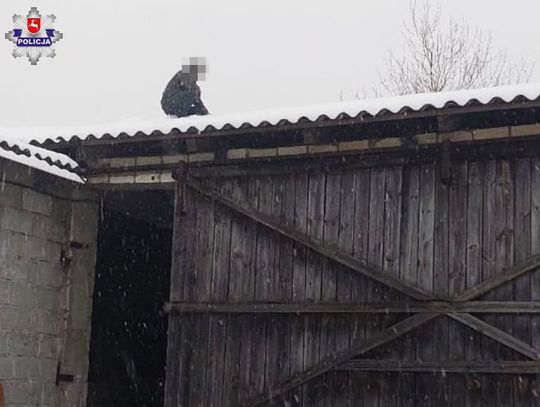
[1,83,540,146]
[1,83,540,183]
[0,139,84,183]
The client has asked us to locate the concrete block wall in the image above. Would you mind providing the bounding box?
[0,160,98,407]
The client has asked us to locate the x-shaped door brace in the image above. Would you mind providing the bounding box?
[177,173,540,407]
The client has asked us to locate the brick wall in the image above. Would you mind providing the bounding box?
[0,160,98,407]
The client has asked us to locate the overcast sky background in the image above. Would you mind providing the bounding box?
[1,0,539,127]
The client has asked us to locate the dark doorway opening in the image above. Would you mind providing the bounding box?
[87,190,174,407]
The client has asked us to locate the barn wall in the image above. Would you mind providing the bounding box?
[0,159,99,407]
[166,155,540,406]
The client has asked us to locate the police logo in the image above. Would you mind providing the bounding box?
[4,7,63,65]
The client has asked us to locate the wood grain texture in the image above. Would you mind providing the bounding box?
[166,155,540,407]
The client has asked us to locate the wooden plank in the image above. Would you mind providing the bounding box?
[164,301,540,314]
[170,180,186,302]
[448,162,467,298]
[236,178,258,405]
[383,166,403,295]
[242,176,261,404]
[204,314,227,406]
[255,175,273,400]
[222,314,241,406]
[259,174,292,407]
[335,170,355,406]
[479,159,498,407]
[480,160,498,341]
[448,313,540,361]
[495,160,515,407]
[291,172,308,405]
[336,360,540,374]
[432,160,450,407]
[306,171,326,302]
[302,171,325,406]
[417,164,436,407]
[211,180,233,303]
[164,182,186,407]
[465,161,484,407]
[293,172,309,304]
[417,164,436,298]
[228,178,250,302]
[204,178,232,406]
[269,175,292,403]
[188,315,209,406]
[398,165,420,407]
[188,178,215,406]
[365,166,386,407]
[242,313,438,407]
[184,176,434,301]
[513,158,532,407]
[350,167,371,407]
[224,182,248,407]
[181,187,199,302]
[381,166,403,407]
[255,175,272,301]
[172,181,199,406]
[448,162,468,407]
[280,175,296,304]
[319,172,340,407]
[514,159,532,339]
[194,178,216,302]
[177,316,195,406]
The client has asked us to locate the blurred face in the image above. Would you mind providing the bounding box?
[180,57,208,81]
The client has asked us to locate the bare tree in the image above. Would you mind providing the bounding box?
[380,0,534,95]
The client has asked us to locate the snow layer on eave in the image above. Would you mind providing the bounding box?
[1,138,80,170]
[0,140,84,183]
[1,82,540,146]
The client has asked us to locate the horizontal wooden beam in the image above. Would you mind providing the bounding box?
[242,313,438,407]
[183,176,434,302]
[336,359,540,374]
[164,301,540,315]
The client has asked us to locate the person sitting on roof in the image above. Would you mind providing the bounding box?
[161,57,209,118]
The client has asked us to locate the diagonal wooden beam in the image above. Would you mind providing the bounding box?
[183,176,434,301]
[449,313,540,360]
[242,313,438,407]
[453,253,540,301]
[177,174,540,404]
[445,255,540,361]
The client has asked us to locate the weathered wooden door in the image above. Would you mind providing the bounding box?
[165,158,540,407]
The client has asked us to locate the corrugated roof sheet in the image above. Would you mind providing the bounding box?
[2,83,540,146]
[0,139,84,183]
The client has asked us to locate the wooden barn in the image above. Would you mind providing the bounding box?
[2,84,540,406]
[158,88,540,407]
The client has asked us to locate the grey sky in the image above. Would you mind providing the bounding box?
[1,0,539,127]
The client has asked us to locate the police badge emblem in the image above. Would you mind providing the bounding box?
[4,7,63,65]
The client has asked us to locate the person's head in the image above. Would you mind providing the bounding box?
[180,56,207,82]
